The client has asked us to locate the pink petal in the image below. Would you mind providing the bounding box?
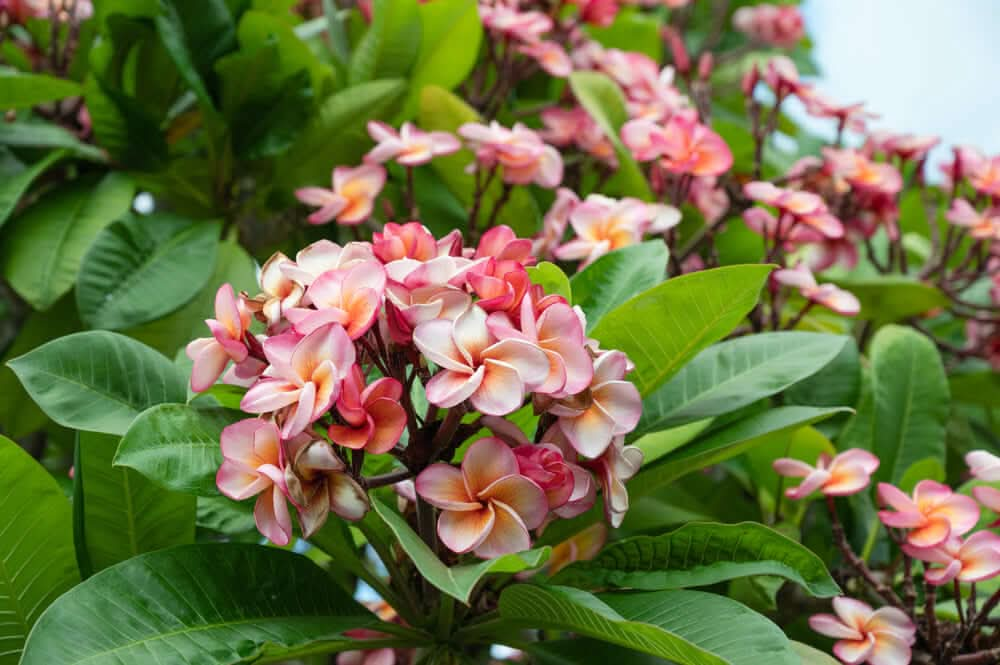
[561,403,616,459]
[478,475,548,529]
[967,450,1000,481]
[924,560,962,585]
[867,632,912,665]
[216,461,270,500]
[594,380,642,435]
[833,636,876,665]
[832,597,875,631]
[413,319,472,373]
[415,464,479,511]
[877,483,918,513]
[462,437,519,495]
[834,449,880,475]
[808,614,863,641]
[772,458,815,478]
[281,380,317,439]
[241,379,301,414]
[878,509,926,529]
[785,469,831,500]
[188,339,230,392]
[365,398,406,454]
[483,338,550,390]
[296,186,338,207]
[255,485,292,546]
[473,501,531,558]
[906,517,951,548]
[973,485,1000,512]
[328,474,370,521]
[425,367,483,408]
[933,494,981,536]
[865,606,916,638]
[823,465,874,496]
[470,359,527,416]
[438,505,495,554]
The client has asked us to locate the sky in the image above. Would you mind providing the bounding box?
[793,0,1000,166]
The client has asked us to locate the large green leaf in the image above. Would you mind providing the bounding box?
[2,173,135,310]
[115,403,240,496]
[568,71,651,200]
[550,521,839,597]
[418,86,541,236]
[630,406,850,498]
[20,544,386,665]
[0,436,79,665]
[868,325,949,483]
[371,496,549,604]
[75,213,220,330]
[571,241,668,330]
[0,150,66,231]
[832,277,949,323]
[590,265,773,396]
[7,331,187,436]
[75,432,195,575]
[499,586,797,665]
[126,239,257,356]
[635,333,849,438]
[784,336,861,410]
[398,0,482,119]
[0,70,81,109]
[0,124,104,161]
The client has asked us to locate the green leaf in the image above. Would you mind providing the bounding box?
[278,78,406,189]
[897,457,946,494]
[0,150,66,231]
[832,277,949,323]
[0,123,105,162]
[126,239,257,356]
[348,0,386,84]
[529,639,665,665]
[398,0,482,119]
[20,544,383,665]
[527,261,572,302]
[586,8,662,61]
[550,521,839,597]
[784,336,861,410]
[950,371,1000,407]
[7,331,187,436]
[869,325,949,483]
[75,213,220,330]
[115,403,240,496]
[635,333,849,437]
[0,435,79,665]
[568,71,651,200]
[590,265,773,396]
[371,496,549,604]
[570,241,668,330]
[374,0,421,79]
[500,585,797,665]
[0,70,81,109]
[630,406,850,498]
[75,432,195,574]
[323,0,350,66]
[2,172,135,310]
[791,641,840,665]
[418,85,541,236]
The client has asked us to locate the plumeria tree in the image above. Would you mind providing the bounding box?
[1,1,999,665]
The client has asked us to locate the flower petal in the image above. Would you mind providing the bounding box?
[425,367,484,408]
[808,614,863,641]
[255,485,292,546]
[479,475,548,529]
[470,359,527,416]
[415,464,479,511]
[438,505,495,554]
[462,437,520,495]
[473,501,531,558]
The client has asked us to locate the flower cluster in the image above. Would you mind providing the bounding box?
[732,3,805,48]
[187,223,642,553]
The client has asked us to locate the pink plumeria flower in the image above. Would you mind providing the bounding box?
[487,289,594,397]
[867,130,939,163]
[478,2,552,42]
[773,263,861,317]
[772,449,880,500]
[519,41,572,77]
[732,4,804,48]
[799,88,876,132]
[809,597,915,665]
[823,148,903,197]
[415,437,548,557]
[285,260,387,339]
[327,365,406,455]
[554,194,675,268]
[216,419,292,545]
[572,0,619,27]
[241,323,355,439]
[763,55,802,97]
[186,284,254,392]
[284,435,369,537]
[250,252,304,328]
[413,304,549,416]
[966,450,1000,518]
[365,121,460,166]
[373,222,461,263]
[548,350,641,458]
[744,181,844,238]
[280,240,376,287]
[877,480,980,548]
[903,532,1000,586]
[622,113,732,176]
[513,443,583,512]
[295,164,386,225]
[458,121,563,188]
[587,435,643,528]
[946,199,1000,241]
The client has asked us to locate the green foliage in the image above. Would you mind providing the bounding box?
[833,277,950,323]
[527,261,572,302]
[0,70,82,109]
[8,331,187,435]
[551,521,839,597]
[0,436,79,665]
[570,241,669,330]
[20,545,383,665]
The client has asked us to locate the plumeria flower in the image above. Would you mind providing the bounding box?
[413,304,549,416]
[809,597,916,665]
[241,323,355,438]
[216,419,292,546]
[364,121,460,166]
[773,263,861,317]
[799,88,876,132]
[969,155,1000,197]
[867,131,939,163]
[187,284,255,392]
[280,240,376,287]
[327,365,406,454]
[587,435,643,528]
[621,113,733,177]
[286,260,387,339]
[373,222,461,263]
[763,56,802,97]
[877,480,980,548]
[295,164,386,225]
[902,532,1000,586]
[555,194,677,268]
[946,199,1000,240]
[743,181,844,238]
[548,350,641,458]
[823,148,903,197]
[571,0,619,26]
[247,252,303,329]
[772,449,880,500]
[284,436,369,537]
[519,41,572,77]
[478,2,552,42]
[513,444,583,512]
[415,438,548,557]
[965,450,1000,518]
[458,121,563,188]
[732,3,804,48]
